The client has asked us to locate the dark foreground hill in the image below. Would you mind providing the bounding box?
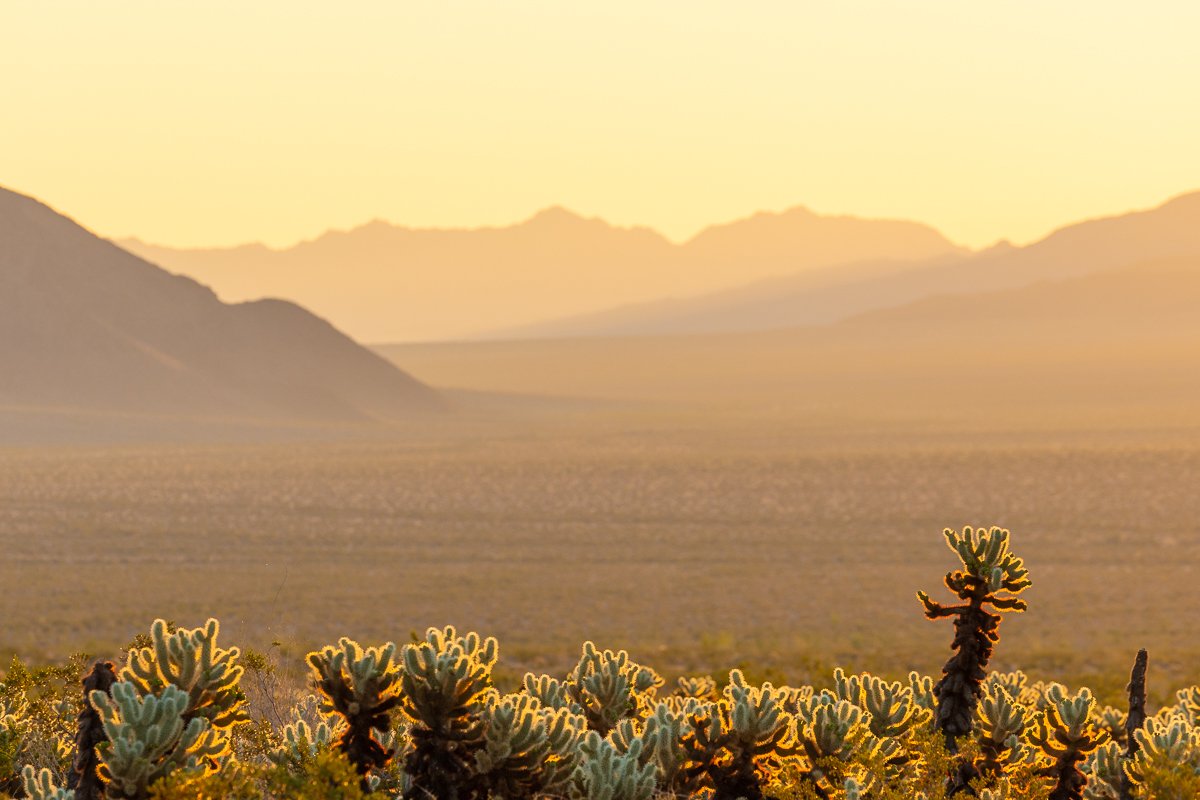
[0,186,443,432]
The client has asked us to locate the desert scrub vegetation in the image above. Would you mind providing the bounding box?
[2,526,1198,799]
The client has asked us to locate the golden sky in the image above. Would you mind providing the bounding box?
[3,1,1199,249]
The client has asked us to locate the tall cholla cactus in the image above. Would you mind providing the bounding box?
[121,619,248,730]
[90,683,226,800]
[307,637,401,786]
[681,669,798,800]
[399,626,497,800]
[1031,686,1109,800]
[918,526,1031,752]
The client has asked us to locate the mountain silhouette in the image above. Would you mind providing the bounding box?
[0,186,443,428]
[120,207,963,342]
[489,191,1200,339]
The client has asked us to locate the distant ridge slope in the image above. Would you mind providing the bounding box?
[492,191,1200,339]
[0,186,442,422]
[120,207,964,342]
[374,256,1200,420]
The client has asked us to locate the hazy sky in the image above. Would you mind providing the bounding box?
[3,2,1199,249]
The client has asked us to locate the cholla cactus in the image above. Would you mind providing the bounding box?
[22,765,75,800]
[918,526,1031,751]
[1023,681,1069,713]
[833,669,932,740]
[69,660,116,800]
[675,676,719,702]
[974,685,1031,779]
[1123,714,1200,788]
[608,699,708,796]
[794,694,895,794]
[121,619,248,730]
[473,691,585,798]
[570,731,656,800]
[1081,742,1124,800]
[399,626,497,800]
[91,682,226,800]
[563,643,663,736]
[1172,685,1200,726]
[985,670,1029,705]
[1091,706,1126,748]
[307,637,400,785]
[1031,687,1109,800]
[523,673,583,715]
[909,672,935,711]
[681,670,798,800]
[270,717,336,771]
[0,693,28,794]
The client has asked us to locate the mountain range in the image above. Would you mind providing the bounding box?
[120,207,964,342]
[8,180,1200,436]
[122,192,1200,347]
[0,186,442,433]
[489,191,1200,339]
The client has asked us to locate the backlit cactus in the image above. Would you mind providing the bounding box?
[90,682,226,800]
[562,643,663,736]
[121,619,248,730]
[398,626,497,799]
[570,731,656,800]
[1031,686,1109,800]
[918,526,1031,752]
[681,669,799,800]
[674,675,719,702]
[22,765,75,800]
[306,637,400,787]
[3,525,1198,799]
[1122,714,1200,789]
[473,691,584,798]
[974,685,1032,780]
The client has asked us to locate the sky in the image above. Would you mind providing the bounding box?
[3,1,1199,250]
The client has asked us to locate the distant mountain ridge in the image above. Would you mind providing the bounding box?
[0,186,443,427]
[120,206,965,342]
[488,191,1200,339]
